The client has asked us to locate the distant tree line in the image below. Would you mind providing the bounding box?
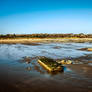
[0,33,92,39]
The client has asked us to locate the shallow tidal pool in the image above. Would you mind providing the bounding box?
[0,43,92,92]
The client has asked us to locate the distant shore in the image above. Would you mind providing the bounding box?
[0,38,92,44]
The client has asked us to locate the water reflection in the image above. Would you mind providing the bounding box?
[0,43,92,92]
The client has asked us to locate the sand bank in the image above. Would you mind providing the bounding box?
[0,38,92,44]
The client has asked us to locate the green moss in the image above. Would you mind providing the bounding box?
[39,57,62,69]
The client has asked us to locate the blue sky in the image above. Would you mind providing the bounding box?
[0,0,92,34]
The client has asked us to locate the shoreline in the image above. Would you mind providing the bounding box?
[0,38,92,44]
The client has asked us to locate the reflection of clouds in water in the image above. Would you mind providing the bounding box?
[88,63,92,66]
[63,67,73,73]
[0,43,92,92]
[0,43,92,61]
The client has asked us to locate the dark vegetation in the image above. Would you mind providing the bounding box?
[0,33,92,39]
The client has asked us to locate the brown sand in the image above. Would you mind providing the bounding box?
[0,38,92,44]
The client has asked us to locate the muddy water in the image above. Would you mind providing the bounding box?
[0,43,92,92]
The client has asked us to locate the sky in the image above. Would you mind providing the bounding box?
[0,0,92,34]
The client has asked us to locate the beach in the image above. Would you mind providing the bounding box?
[0,42,92,92]
[0,38,92,44]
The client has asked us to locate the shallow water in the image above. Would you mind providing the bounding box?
[0,43,92,92]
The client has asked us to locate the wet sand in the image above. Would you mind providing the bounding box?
[0,43,92,92]
[1,64,92,92]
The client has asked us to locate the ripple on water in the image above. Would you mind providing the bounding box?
[0,43,92,92]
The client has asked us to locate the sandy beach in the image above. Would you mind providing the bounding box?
[0,41,92,92]
[0,38,92,44]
